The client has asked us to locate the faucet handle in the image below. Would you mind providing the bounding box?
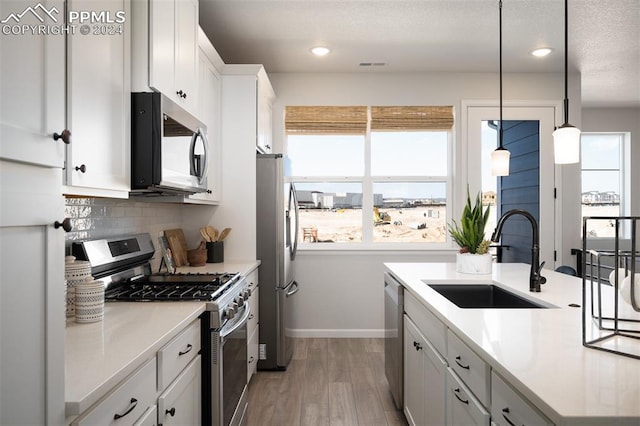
[537,261,547,284]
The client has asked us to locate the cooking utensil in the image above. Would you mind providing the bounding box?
[206,226,218,242]
[218,227,232,241]
[200,227,210,242]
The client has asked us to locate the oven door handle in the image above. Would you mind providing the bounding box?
[220,301,250,339]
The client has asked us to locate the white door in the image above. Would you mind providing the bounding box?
[465,104,559,269]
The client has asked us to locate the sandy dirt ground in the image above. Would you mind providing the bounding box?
[297,204,620,243]
[298,206,447,243]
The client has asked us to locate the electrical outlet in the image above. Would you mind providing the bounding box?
[259,344,266,360]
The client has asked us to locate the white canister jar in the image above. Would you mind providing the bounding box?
[75,280,105,323]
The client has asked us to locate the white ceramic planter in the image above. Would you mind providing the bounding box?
[456,253,492,274]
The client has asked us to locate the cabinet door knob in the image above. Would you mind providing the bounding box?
[165,407,176,417]
[75,164,86,173]
[53,129,71,144]
[54,218,72,232]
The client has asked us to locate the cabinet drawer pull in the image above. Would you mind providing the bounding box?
[53,129,71,144]
[113,397,138,420]
[178,344,193,356]
[166,407,176,417]
[455,355,470,369]
[249,313,254,320]
[248,356,255,364]
[501,407,517,426]
[75,164,87,173]
[453,388,469,405]
[413,341,422,351]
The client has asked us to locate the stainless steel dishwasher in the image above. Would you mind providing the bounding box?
[384,272,404,410]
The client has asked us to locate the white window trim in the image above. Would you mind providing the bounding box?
[580,131,631,239]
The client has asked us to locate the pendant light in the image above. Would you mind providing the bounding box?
[491,0,510,176]
[553,0,581,164]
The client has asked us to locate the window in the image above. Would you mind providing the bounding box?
[285,105,453,246]
[581,132,629,238]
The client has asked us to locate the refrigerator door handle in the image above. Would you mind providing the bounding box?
[289,183,299,260]
[285,281,299,297]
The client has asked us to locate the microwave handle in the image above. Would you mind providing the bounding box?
[190,128,208,183]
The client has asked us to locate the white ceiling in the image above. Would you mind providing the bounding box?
[199,0,640,108]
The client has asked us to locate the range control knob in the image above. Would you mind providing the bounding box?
[235,295,245,307]
[242,288,252,298]
[224,303,238,320]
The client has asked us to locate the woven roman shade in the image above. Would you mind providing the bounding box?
[370,106,454,131]
[285,106,368,135]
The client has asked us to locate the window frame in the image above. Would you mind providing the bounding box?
[580,131,631,239]
[285,108,455,251]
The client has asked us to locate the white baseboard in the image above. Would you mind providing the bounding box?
[289,329,385,338]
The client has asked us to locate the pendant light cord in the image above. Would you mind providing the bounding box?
[563,0,569,125]
[499,0,504,148]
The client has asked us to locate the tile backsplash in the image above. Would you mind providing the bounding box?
[65,197,185,270]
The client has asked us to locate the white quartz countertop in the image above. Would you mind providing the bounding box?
[65,261,259,417]
[385,262,640,425]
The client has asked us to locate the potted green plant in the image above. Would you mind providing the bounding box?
[449,188,492,274]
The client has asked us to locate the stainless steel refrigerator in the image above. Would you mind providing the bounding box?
[256,153,300,370]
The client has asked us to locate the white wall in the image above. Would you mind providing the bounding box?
[582,107,640,215]
[269,71,582,336]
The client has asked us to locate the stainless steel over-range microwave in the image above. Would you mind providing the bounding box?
[131,92,209,195]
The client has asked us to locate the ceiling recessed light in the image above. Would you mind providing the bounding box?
[530,48,553,57]
[311,46,330,56]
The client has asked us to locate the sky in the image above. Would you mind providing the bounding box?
[287,128,622,200]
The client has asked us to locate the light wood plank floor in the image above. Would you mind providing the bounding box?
[245,338,408,426]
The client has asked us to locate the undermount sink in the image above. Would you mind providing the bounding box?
[427,284,548,309]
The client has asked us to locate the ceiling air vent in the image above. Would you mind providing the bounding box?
[359,62,387,67]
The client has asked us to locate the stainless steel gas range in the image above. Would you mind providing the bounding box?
[72,233,252,426]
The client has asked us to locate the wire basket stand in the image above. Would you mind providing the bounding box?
[582,216,640,360]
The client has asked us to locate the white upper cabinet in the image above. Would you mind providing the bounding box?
[0,0,66,168]
[186,29,223,204]
[64,0,131,198]
[257,71,275,154]
[144,0,198,115]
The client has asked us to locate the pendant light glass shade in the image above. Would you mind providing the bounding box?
[554,0,581,164]
[553,124,581,163]
[490,0,510,176]
[491,146,511,176]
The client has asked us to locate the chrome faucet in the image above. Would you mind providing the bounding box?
[490,209,547,292]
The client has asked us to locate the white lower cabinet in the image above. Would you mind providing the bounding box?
[70,318,201,425]
[157,356,201,426]
[72,358,157,426]
[403,315,447,426]
[447,368,490,426]
[133,406,157,426]
[247,269,260,382]
[447,329,491,408]
[156,318,202,425]
[491,371,553,426]
[1,162,65,425]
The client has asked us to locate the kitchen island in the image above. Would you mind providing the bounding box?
[386,262,640,426]
[65,261,259,423]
